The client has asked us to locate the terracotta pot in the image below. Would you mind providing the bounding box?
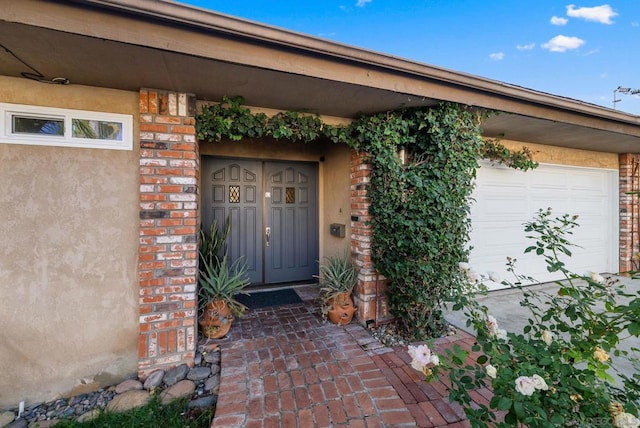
[327,292,356,325]
[199,300,234,339]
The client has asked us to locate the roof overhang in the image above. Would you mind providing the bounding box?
[1,0,640,152]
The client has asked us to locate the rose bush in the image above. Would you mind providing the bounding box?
[409,209,640,427]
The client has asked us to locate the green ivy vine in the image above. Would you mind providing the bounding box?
[196,97,537,340]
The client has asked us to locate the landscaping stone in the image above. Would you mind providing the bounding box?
[28,419,58,427]
[204,351,220,364]
[0,411,15,427]
[105,390,150,413]
[162,364,189,386]
[160,380,196,405]
[114,379,143,394]
[204,375,220,393]
[6,418,27,428]
[75,409,100,423]
[2,343,220,426]
[142,370,164,390]
[186,366,210,381]
[188,395,217,409]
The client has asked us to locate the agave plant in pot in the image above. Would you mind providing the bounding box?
[198,219,250,339]
[315,253,358,325]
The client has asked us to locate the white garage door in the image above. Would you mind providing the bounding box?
[469,162,618,290]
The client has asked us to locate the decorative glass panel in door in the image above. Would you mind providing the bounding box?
[201,158,263,284]
[264,162,319,283]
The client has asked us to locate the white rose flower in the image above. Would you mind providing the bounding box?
[408,344,437,372]
[410,359,425,372]
[515,376,536,396]
[613,412,640,428]
[594,346,610,363]
[590,271,605,284]
[541,330,553,345]
[485,364,497,379]
[467,269,481,283]
[486,315,499,334]
[430,354,440,366]
[495,328,508,341]
[458,262,471,272]
[531,374,548,391]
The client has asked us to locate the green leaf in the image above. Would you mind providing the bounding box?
[496,397,513,411]
[513,400,525,419]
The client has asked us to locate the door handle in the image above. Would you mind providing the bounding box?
[265,227,271,247]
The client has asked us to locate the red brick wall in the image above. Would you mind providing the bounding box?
[619,153,640,273]
[350,150,391,324]
[137,89,199,375]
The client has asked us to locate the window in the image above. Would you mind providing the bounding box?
[1,103,132,150]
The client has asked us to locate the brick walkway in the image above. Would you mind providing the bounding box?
[210,287,481,427]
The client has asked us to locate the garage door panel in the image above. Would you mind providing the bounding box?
[568,172,608,191]
[470,163,617,290]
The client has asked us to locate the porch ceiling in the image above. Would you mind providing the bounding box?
[1,0,640,153]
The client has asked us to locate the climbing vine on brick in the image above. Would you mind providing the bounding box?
[348,104,487,339]
[196,97,537,340]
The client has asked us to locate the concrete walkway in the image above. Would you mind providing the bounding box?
[210,286,477,427]
[444,274,640,381]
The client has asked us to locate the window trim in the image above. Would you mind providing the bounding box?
[1,103,133,150]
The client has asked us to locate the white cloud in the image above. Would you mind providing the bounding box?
[517,43,536,50]
[583,48,600,56]
[632,21,639,27]
[566,4,617,24]
[551,16,568,25]
[542,35,585,52]
[489,52,505,61]
[356,0,372,7]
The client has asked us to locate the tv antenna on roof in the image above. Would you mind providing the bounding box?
[613,86,640,109]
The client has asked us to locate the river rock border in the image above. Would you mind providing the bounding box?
[1,344,220,428]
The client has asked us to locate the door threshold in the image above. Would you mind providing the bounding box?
[246,281,318,293]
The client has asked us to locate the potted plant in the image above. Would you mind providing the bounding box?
[315,252,358,325]
[198,219,250,339]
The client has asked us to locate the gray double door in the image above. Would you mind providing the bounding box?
[202,157,319,285]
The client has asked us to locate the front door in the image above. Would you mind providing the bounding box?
[202,157,319,285]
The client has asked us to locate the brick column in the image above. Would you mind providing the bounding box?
[619,153,640,273]
[350,150,391,324]
[137,89,199,375]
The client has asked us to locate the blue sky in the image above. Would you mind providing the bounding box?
[179,1,640,115]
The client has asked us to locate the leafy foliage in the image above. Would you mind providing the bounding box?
[196,96,267,142]
[429,209,640,427]
[315,252,358,302]
[198,217,250,316]
[195,96,538,340]
[55,396,213,428]
[197,96,328,143]
[350,103,488,340]
[479,137,538,171]
[265,110,324,142]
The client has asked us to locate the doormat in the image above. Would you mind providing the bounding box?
[235,288,303,309]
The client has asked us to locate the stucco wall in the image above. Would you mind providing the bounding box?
[0,76,139,408]
[199,138,352,261]
[499,139,618,169]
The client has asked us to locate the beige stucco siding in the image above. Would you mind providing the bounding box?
[499,139,618,169]
[0,76,139,407]
[199,137,353,261]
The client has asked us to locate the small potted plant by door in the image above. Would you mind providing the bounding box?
[198,218,249,339]
[198,255,250,339]
[315,253,358,325]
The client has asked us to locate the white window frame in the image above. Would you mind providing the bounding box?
[0,103,133,151]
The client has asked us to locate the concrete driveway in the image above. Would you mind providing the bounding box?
[444,275,640,382]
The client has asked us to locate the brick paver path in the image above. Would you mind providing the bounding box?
[211,288,481,427]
